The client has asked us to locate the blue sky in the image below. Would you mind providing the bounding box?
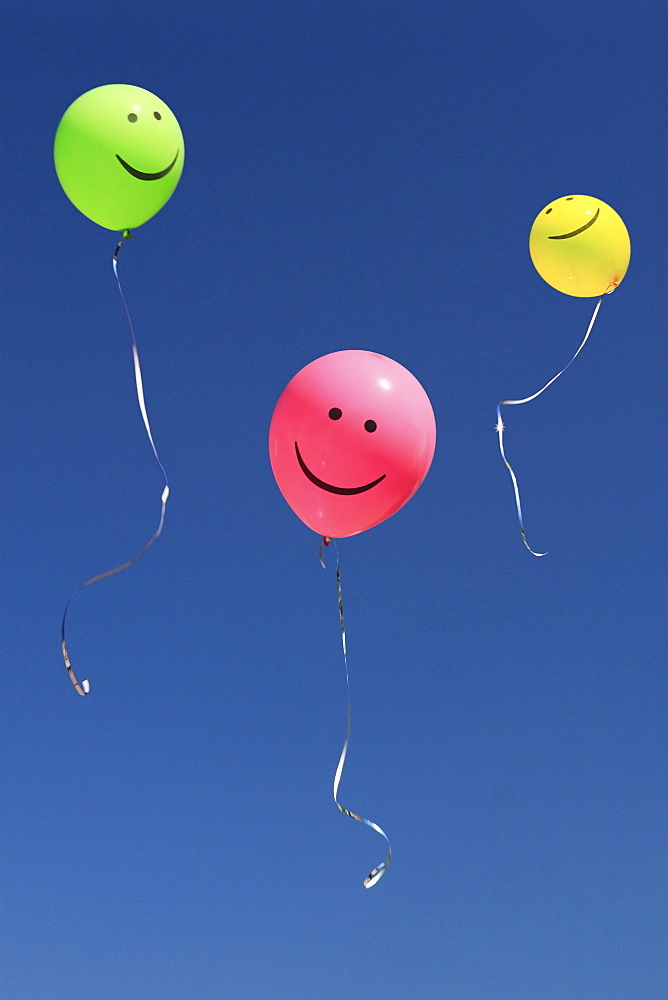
[1,2,666,998]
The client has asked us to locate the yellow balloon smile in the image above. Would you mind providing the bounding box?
[548,207,600,240]
[116,149,180,181]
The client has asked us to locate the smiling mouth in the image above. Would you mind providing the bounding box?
[548,207,600,239]
[116,150,179,181]
[295,442,386,495]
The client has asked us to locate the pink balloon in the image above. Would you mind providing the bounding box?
[269,351,436,538]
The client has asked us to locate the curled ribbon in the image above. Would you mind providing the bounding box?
[320,537,392,887]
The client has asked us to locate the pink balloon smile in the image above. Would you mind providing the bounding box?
[295,441,387,495]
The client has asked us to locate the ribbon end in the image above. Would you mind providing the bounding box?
[521,530,548,558]
[364,863,387,889]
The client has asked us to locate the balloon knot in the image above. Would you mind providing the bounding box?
[113,230,133,262]
[322,536,331,547]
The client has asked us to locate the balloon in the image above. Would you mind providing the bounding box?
[269,350,436,538]
[529,194,630,297]
[54,84,184,231]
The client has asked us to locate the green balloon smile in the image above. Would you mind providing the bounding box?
[116,149,180,181]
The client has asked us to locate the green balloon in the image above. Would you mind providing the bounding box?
[54,84,184,231]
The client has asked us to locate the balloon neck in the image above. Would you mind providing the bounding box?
[114,230,133,262]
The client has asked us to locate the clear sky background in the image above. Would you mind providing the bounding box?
[1,3,666,998]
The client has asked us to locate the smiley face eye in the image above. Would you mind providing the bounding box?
[329,407,342,420]
[127,113,138,122]
[364,420,377,433]
[566,196,574,201]
[154,111,162,120]
[545,207,552,214]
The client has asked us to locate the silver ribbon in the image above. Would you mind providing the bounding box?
[496,291,612,555]
[321,538,392,887]
[61,233,170,695]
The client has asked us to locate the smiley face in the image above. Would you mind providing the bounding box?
[269,351,436,538]
[54,84,185,231]
[294,411,387,495]
[529,195,630,297]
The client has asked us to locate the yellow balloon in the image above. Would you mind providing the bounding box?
[529,195,630,297]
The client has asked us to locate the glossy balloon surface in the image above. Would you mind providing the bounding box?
[54,84,184,231]
[269,351,436,538]
[529,195,630,297]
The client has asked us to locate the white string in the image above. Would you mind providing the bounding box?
[321,539,392,887]
[61,236,170,695]
[496,293,607,555]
